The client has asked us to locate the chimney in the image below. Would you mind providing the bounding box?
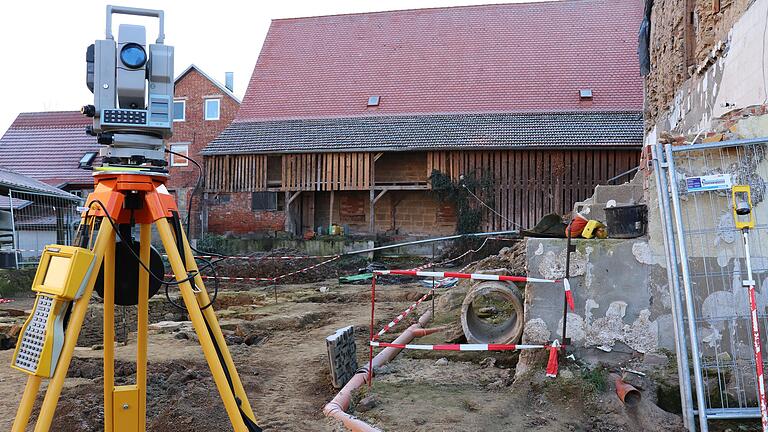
[225,72,234,92]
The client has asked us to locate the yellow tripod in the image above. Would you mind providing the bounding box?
[11,171,260,432]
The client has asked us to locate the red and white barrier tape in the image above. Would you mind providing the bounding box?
[375,269,557,284]
[167,255,341,283]
[375,290,434,339]
[369,340,562,376]
[174,254,337,261]
[369,341,545,351]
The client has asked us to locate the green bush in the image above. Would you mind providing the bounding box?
[196,234,229,255]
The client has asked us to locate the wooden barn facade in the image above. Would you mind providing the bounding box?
[201,1,645,237]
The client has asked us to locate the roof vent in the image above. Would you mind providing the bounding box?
[367,95,380,107]
[579,89,593,99]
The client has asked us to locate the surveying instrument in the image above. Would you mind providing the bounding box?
[732,185,768,432]
[10,6,261,431]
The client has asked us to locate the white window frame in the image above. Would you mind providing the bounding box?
[169,143,190,167]
[204,98,221,121]
[173,100,186,122]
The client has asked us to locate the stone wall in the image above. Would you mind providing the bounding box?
[645,0,767,136]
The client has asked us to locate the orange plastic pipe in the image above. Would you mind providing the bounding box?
[324,311,443,431]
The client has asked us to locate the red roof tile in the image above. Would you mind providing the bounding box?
[0,111,98,187]
[237,0,644,122]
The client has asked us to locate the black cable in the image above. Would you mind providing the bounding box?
[166,144,202,237]
[86,199,201,286]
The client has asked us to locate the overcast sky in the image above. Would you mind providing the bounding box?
[0,0,536,134]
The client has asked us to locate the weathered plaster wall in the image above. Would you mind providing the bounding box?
[524,238,674,353]
[645,0,767,137]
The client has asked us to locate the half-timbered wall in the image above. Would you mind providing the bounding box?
[427,150,640,230]
[205,149,639,233]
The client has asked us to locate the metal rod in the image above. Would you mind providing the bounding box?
[652,143,695,430]
[665,143,710,432]
[741,229,768,431]
[8,190,17,269]
[343,230,519,256]
[562,218,573,344]
[669,136,768,153]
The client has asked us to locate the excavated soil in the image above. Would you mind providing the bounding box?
[0,276,742,431]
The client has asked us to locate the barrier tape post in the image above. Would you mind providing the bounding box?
[368,274,376,388]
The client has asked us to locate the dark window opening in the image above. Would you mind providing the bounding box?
[267,156,282,187]
[252,192,284,211]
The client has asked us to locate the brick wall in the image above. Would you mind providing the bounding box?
[207,192,286,235]
[166,67,240,237]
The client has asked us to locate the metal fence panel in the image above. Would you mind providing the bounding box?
[5,190,82,266]
[656,138,768,431]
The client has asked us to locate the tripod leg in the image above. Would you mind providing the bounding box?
[178,226,258,424]
[103,228,116,432]
[33,220,114,432]
[155,218,249,431]
[137,224,151,432]
[11,375,41,432]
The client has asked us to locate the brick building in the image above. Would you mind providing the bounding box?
[203,0,645,238]
[167,65,240,237]
[0,65,239,239]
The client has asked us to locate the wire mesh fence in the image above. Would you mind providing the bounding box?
[655,138,768,431]
[1,190,83,267]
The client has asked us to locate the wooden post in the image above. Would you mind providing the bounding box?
[329,190,335,230]
[369,189,375,234]
[284,191,292,234]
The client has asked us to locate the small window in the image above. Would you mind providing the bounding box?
[579,89,593,99]
[204,99,220,120]
[170,143,189,166]
[367,95,380,106]
[252,192,281,211]
[173,100,185,122]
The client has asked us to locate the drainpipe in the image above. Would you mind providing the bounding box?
[324,311,443,432]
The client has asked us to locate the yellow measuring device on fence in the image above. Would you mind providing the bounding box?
[732,185,755,229]
[11,245,96,377]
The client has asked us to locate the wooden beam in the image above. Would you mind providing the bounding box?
[374,152,384,162]
[369,189,375,234]
[284,190,293,234]
[329,190,335,227]
[373,188,388,205]
[288,191,302,205]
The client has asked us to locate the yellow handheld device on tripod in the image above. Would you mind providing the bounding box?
[12,246,95,377]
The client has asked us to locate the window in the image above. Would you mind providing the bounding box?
[367,95,380,106]
[204,98,220,120]
[252,192,284,211]
[170,143,189,166]
[173,100,185,121]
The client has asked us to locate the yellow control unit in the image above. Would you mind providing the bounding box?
[12,245,96,377]
[732,185,755,230]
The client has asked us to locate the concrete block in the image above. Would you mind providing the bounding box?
[326,326,358,389]
[523,237,671,354]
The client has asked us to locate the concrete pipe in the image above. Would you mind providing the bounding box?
[461,280,524,344]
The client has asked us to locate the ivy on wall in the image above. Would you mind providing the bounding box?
[429,169,494,234]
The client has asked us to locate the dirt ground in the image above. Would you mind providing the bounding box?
[0,278,736,431]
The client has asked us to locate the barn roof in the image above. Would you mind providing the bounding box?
[202,111,643,155]
[235,0,644,122]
